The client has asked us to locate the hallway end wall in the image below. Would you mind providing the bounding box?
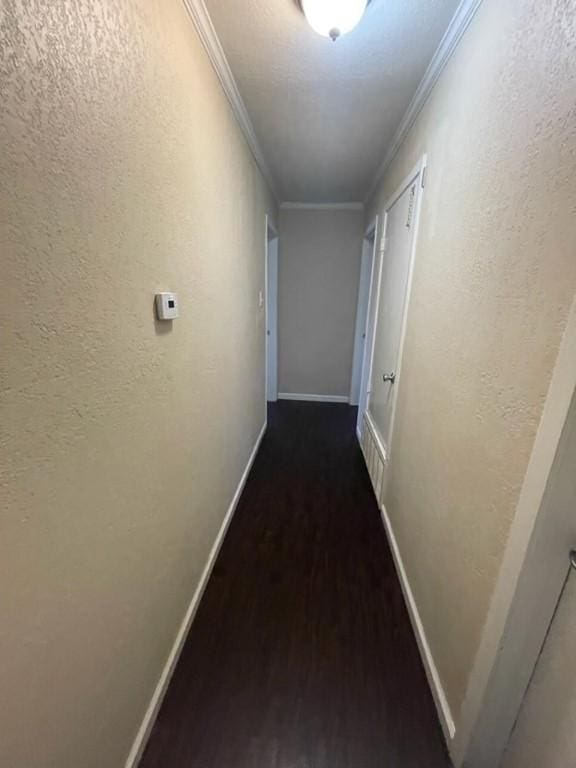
[278,207,364,399]
[365,0,576,737]
[0,0,276,766]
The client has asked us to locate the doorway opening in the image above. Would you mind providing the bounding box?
[453,299,576,768]
[266,218,279,402]
[350,219,378,411]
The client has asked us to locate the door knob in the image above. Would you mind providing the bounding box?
[383,373,396,384]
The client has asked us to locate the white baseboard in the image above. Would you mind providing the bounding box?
[277,392,349,403]
[380,502,456,743]
[125,420,267,768]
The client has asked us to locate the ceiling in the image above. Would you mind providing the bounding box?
[203,0,461,203]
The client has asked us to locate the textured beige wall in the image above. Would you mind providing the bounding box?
[0,1,276,766]
[502,575,576,768]
[278,208,363,397]
[366,0,576,721]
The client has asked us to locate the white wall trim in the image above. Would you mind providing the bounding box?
[364,217,378,239]
[181,0,279,201]
[359,410,455,742]
[265,214,279,404]
[357,220,384,434]
[381,156,426,214]
[365,0,484,203]
[349,227,377,406]
[380,502,456,743]
[280,202,364,211]
[355,215,379,431]
[125,420,267,768]
[277,392,349,403]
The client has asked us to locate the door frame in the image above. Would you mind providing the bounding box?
[361,154,427,466]
[350,219,378,407]
[265,215,279,405]
[452,296,576,767]
[357,216,383,438]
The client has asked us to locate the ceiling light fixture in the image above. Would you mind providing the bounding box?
[301,0,368,42]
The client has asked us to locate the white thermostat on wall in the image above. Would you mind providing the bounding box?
[155,292,179,320]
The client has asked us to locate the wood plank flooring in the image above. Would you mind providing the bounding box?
[139,401,450,768]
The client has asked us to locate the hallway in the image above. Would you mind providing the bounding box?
[4,1,576,764]
[140,402,449,768]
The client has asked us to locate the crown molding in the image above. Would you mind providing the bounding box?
[181,0,279,201]
[365,0,485,204]
[280,202,364,210]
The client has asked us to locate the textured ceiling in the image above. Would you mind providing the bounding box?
[204,0,460,202]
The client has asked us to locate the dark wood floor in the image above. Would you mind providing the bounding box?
[140,401,450,768]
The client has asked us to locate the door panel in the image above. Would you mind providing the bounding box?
[502,572,576,768]
[350,235,375,406]
[266,236,278,401]
[369,180,420,454]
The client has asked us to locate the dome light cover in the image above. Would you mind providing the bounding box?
[302,0,368,41]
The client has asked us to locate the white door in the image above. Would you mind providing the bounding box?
[266,232,278,402]
[350,227,377,406]
[367,172,423,457]
[502,568,576,768]
[456,365,576,768]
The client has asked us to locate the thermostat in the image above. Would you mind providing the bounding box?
[155,292,179,320]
